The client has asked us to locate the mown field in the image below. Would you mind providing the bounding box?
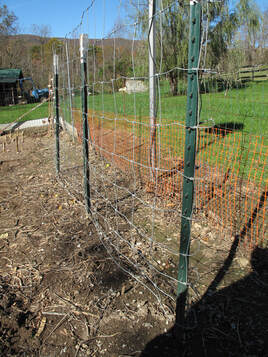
[1,79,267,181]
[68,79,268,181]
[2,80,267,136]
[0,101,49,125]
[76,79,268,137]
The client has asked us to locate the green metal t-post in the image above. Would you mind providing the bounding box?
[54,54,60,174]
[177,0,201,321]
[80,34,91,214]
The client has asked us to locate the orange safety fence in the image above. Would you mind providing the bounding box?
[72,108,267,250]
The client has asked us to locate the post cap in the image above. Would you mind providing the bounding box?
[80,34,89,62]
[53,55,59,74]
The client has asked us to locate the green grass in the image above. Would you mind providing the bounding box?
[0,102,49,124]
[70,80,268,135]
[198,81,268,183]
[68,79,268,182]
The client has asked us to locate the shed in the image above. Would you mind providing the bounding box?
[125,79,148,94]
[0,68,24,106]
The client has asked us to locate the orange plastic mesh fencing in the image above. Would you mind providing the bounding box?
[72,108,267,250]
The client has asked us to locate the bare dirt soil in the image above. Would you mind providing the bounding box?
[0,128,267,357]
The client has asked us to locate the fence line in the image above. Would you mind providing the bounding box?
[54,0,267,314]
[238,65,268,82]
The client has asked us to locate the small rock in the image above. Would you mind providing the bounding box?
[236,257,249,268]
[193,223,202,231]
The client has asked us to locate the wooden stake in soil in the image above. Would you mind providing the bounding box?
[54,54,60,174]
[16,134,19,153]
[80,34,91,213]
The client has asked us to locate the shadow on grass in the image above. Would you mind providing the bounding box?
[140,191,268,357]
[197,122,244,154]
[205,122,244,134]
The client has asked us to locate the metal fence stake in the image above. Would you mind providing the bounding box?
[149,0,157,181]
[65,40,74,141]
[177,0,202,322]
[80,34,91,213]
[54,54,60,174]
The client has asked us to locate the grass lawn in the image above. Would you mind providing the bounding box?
[68,79,267,182]
[0,102,49,125]
[70,79,268,135]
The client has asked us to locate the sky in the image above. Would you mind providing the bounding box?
[6,0,127,38]
[5,0,268,39]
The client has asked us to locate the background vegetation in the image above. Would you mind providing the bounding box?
[0,0,267,92]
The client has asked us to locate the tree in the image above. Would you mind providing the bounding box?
[262,8,268,48]
[206,2,239,69]
[1,37,26,68]
[29,24,52,84]
[127,0,239,96]
[0,3,18,68]
[157,0,189,96]
[257,8,268,63]
[127,0,189,96]
[0,3,17,36]
[236,0,261,64]
[28,37,62,88]
[30,24,51,45]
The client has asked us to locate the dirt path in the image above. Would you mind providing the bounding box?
[0,128,267,356]
[0,129,173,356]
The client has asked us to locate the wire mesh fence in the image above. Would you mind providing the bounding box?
[54,0,267,310]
